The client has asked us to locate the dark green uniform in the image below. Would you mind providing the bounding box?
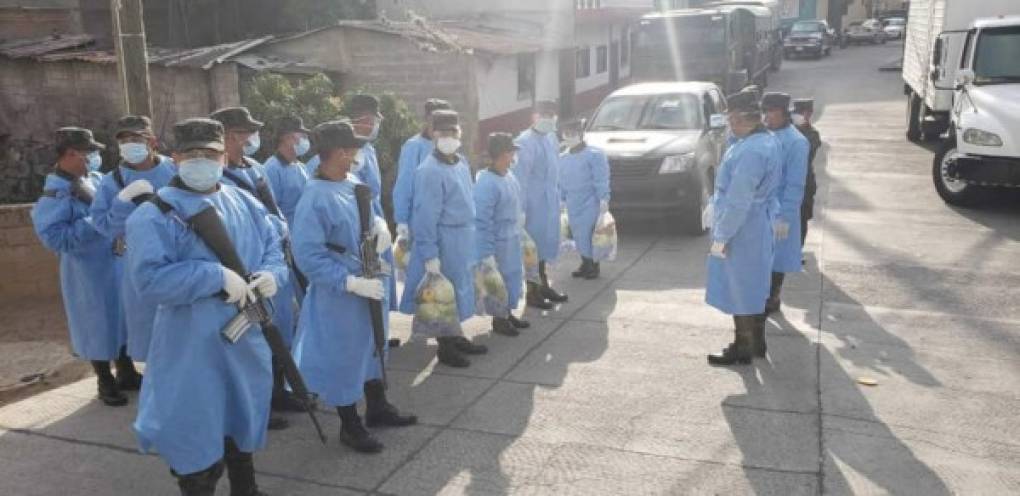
[796,123,821,246]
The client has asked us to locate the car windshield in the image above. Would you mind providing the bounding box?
[589,93,703,131]
[887,18,905,26]
[973,26,1020,84]
[792,22,823,33]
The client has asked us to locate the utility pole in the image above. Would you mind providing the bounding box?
[111,0,152,117]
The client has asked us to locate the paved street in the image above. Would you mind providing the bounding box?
[2,42,1020,495]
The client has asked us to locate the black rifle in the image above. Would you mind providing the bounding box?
[186,206,327,444]
[354,184,388,388]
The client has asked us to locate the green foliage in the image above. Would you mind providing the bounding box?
[243,73,422,221]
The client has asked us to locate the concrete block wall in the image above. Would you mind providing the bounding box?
[0,205,60,304]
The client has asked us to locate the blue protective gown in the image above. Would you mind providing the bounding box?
[125,184,285,475]
[769,124,810,273]
[32,171,123,360]
[705,129,781,316]
[221,158,297,347]
[557,145,611,259]
[474,169,524,311]
[89,157,176,361]
[392,132,434,226]
[263,152,308,227]
[303,154,321,177]
[353,143,398,310]
[512,128,561,262]
[291,176,390,407]
[399,152,476,321]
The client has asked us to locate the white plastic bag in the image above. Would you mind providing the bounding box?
[592,211,618,262]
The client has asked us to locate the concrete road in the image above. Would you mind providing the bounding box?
[2,42,1020,495]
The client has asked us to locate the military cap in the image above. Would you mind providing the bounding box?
[209,107,263,132]
[430,110,460,132]
[487,132,519,159]
[313,120,362,153]
[741,84,763,101]
[275,115,310,138]
[173,118,225,153]
[726,91,760,114]
[347,94,382,118]
[559,118,586,135]
[760,92,792,111]
[792,98,815,113]
[56,126,105,151]
[114,115,153,139]
[534,100,558,115]
[424,98,452,116]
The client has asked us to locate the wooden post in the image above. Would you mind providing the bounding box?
[111,0,152,117]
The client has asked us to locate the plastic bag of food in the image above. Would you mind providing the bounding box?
[411,271,462,338]
[592,211,618,262]
[521,229,540,283]
[392,233,410,282]
[559,208,576,258]
[474,262,510,318]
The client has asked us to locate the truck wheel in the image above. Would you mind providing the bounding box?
[679,176,710,237]
[906,93,922,142]
[932,138,982,207]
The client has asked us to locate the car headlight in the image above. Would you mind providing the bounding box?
[659,153,695,174]
[963,128,1003,147]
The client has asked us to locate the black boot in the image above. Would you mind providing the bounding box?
[707,317,754,366]
[590,262,601,279]
[364,379,417,428]
[526,282,554,310]
[114,346,143,391]
[539,262,568,303]
[174,461,224,496]
[752,316,767,358]
[271,356,306,413]
[453,336,488,354]
[92,361,128,407]
[764,272,785,315]
[436,337,470,368]
[337,405,383,454]
[571,259,590,278]
[492,317,519,337]
[508,314,531,329]
[224,438,267,496]
[572,258,599,279]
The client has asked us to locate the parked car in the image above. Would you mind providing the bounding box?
[584,82,729,234]
[784,20,836,59]
[882,17,906,39]
[845,19,888,45]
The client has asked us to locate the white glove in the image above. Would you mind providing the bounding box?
[701,200,715,231]
[396,223,409,239]
[710,241,727,259]
[248,271,278,298]
[773,220,790,241]
[346,275,384,300]
[372,216,392,253]
[599,200,609,215]
[117,179,153,202]
[222,268,255,305]
[482,255,498,270]
[425,258,441,274]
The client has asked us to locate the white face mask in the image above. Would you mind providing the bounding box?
[243,133,260,156]
[534,117,557,134]
[792,113,806,126]
[436,137,461,155]
[351,149,365,173]
[293,136,311,157]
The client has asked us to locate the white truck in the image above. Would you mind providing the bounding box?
[902,1,1020,205]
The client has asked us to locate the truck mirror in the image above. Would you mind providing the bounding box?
[956,69,975,88]
[709,114,727,130]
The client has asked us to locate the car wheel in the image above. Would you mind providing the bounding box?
[906,92,922,142]
[679,174,710,236]
[932,137,983,207]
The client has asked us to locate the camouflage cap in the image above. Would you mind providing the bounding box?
[313,120,362,153]
[209,107,263,132]
[487,132,519,159]
[173,118,225,152]
[347,94,382,118]
[726,91,760,114]
[55,126,105,151]
[275,115,311,137]
[114,115,154,139]
[424,98,452,116]
[430,110,460,132]
[761,92,792,111]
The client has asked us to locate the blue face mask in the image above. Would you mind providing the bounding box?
[294,136,311,157]
[119,142,150,165]
[179,158,223,191]
[243,134,260,156]
[86,151,102,172]
[534,117,557,134]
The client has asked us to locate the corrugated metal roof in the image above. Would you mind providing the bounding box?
[285,20,545,56]
[0,34,93,58]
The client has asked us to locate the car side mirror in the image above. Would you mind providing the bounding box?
[709,114,727,130]
[956,69,975,88]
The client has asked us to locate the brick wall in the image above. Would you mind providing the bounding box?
[0,58,217,203]
[0,204,60,303]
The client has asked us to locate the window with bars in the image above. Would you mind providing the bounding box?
[597,45,608,73]
[576,46,591,79]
